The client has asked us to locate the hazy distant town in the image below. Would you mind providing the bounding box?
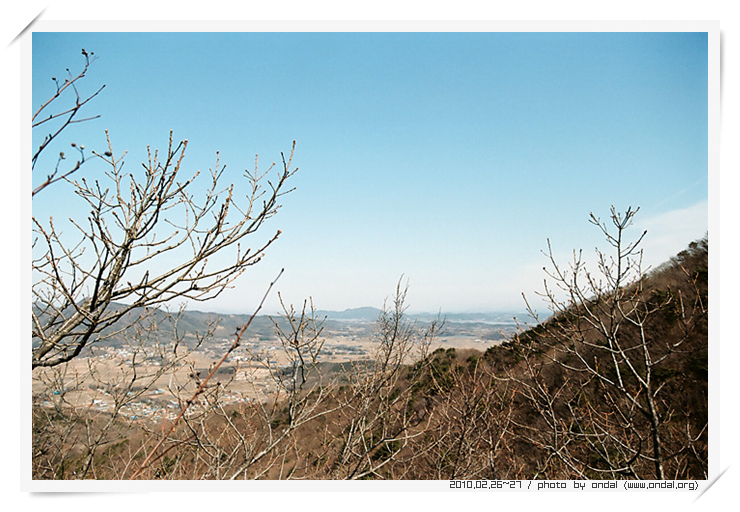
[32,305,524,423]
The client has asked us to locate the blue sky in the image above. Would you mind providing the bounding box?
[31,31,709,314]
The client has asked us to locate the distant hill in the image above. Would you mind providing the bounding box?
[315,307,382,321]
[314,308,525,324]
[409,311,523,325]
[33,301,521,351]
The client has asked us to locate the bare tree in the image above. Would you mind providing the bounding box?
[131,280,445,480]
[32,52,298,369]
[32,48,105,196]
[321,279,443,479]
[31,51,302,480]
[32,306,218,479]
[506,206,708,479]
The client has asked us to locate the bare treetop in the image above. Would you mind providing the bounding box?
[32,51,298,368]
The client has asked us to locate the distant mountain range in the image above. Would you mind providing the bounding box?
[315,307,524,325]
[33,302,527,350]
[314,307,382,321]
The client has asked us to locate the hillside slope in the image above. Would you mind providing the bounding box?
[398,236,709,479]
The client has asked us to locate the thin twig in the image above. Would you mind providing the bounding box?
[129,269,284,479]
